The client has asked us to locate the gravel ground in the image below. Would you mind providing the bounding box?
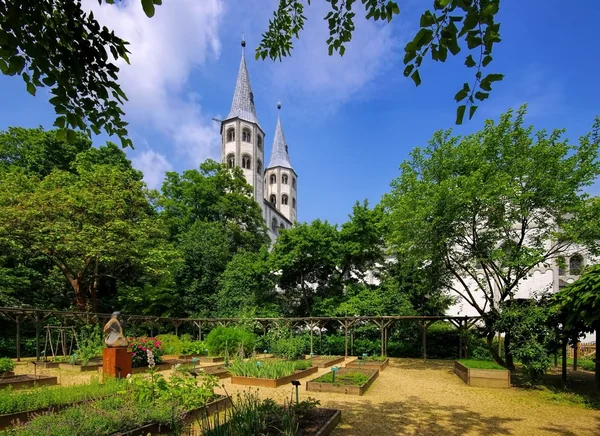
[12,357,600,435]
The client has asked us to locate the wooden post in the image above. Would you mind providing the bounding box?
[35,317,41,361]
[422,320,427,361]
[16,316,21,362]
[344,322,348,359]
[380,322,385,357]
[458,321,463,359]
[561,337,568,382]
[573,336,578,371]
[350,329,354,356]
[309,323,314,355]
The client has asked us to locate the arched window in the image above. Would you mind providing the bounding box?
[226,128,235,142]
[226,154,235,168]
[241,155,251,170]
[257,136,263,150]
[271,217,277,232]
[270,194,276,206]
[282,174,288,184]
[270,174,276,184]
[279,223,285,233]
[569,254,584,275]
[292,177,296,188]
[256,159,262,174]
[292,197,296,209]
[282,194,289,205]
[242,129,252,143]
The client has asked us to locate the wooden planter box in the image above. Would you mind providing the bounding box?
[454,361,510,388]
[130,362,172,374]
[231,366,318,388]
[313,409,341,436]
[0,397,100,430]
[306,369,378,396]
[197,356,224,363]
[30,361,60,369]
[0,372,15,378]
[0,375,57,390]
[113,396,231,436]
[58,361,103,372]
[311,356,345,368]
[346,358,389,371]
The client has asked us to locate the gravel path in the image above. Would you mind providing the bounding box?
[217,358,600,436]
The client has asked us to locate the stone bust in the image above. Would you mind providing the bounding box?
[103,312,128,348]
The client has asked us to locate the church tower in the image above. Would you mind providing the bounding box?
[221,38,265,204]
[265,103,297,223]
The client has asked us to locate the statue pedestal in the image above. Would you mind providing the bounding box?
[103,347,132,379]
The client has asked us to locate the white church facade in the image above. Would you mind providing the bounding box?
[219,40,297,242]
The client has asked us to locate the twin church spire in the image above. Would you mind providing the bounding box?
[221,39,297,229]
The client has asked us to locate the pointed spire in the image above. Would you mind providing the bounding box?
[267,102,294,170]
[226,38,259,125]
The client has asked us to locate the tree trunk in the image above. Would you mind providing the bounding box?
[503,332,515,370]
[89,258,99,312]
[70,277,87,311]
[486,333,507,368]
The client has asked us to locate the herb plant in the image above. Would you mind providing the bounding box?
[0,357,15,373]
[228,358,311,379]
[314,371,370,386]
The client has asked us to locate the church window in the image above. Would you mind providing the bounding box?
[282,194,289,205]
[271,217,277,232]
[279,223,285,233]
[257,136,263,150]
[242,129,252,143]
[256,159,262,174]
[270,174,276,184]
[270,194,276,206]
[226,154,235,168]
[292,177,296,188]
[282,174,288,184]
[226,128,235,142]
[242,155,251,170]
[557,256,566,276]
[292,197,296,209]
[570,254,584,275]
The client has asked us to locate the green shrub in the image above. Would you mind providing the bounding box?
[271,337,306,360]
[76,325,104,365]
[0,357,15,373]
[156,334,182,355]
[205,327,256,357]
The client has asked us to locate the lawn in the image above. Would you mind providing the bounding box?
[458,359,506,370]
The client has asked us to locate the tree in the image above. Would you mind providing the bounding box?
[383,106,600,368]
[217,249,279,317]
[0,126,91,176]
[257,0,502,123]
[160,160,269,251]
[553,265,600,390]
[0,151,170,311]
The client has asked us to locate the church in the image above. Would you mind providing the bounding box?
[218,40,297,242]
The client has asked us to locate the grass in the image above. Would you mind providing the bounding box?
[0,377,123,415]
[557,357,595,372]
[458,359,506,370]
[364,355,387,362]
[313,371,370,386]
[228,358,312,379]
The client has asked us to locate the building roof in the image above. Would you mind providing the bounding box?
[226,40,260,126]
[267,103,294,171]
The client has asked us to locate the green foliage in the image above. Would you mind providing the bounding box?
[227,358,311,379]
[255,0,501,124]
[0,357,15,373]
[383,106,600,366]
[554,264,600,332]
[205,327,257,357]
[0,0,144,148]
[271,337,306,361]
[458,359,505,370]
[128,337,164,368]
[0,377,122,415]
[201,390,319,436]
[179,335,206,356]
[75,324,104,366]
[155,334,182,356]
[314,371,370,386]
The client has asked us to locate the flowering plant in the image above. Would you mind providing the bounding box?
[128,336,164,368]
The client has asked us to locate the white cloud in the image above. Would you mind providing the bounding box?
[83,0,224,166]
[132,149,174,189]
[263,2,399,112]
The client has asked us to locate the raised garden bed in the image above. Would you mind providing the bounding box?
[130,362,172,374]
[0,375,57,390]
[454,360,510,388]
[30,361,60,369]
[346,357,389,371]
[0,398,93,430]
[310,356,345,368]
[306,368,378,396]
[197,356,224,363]
[302,408,341,436]
[231,365,318,388]
[0,372,15,378]
[58,360,103,372]
[114,395,231,436]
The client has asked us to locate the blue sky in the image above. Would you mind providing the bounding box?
[0,0,599,225]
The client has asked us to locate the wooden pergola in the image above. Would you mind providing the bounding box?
[0,306,482,362]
